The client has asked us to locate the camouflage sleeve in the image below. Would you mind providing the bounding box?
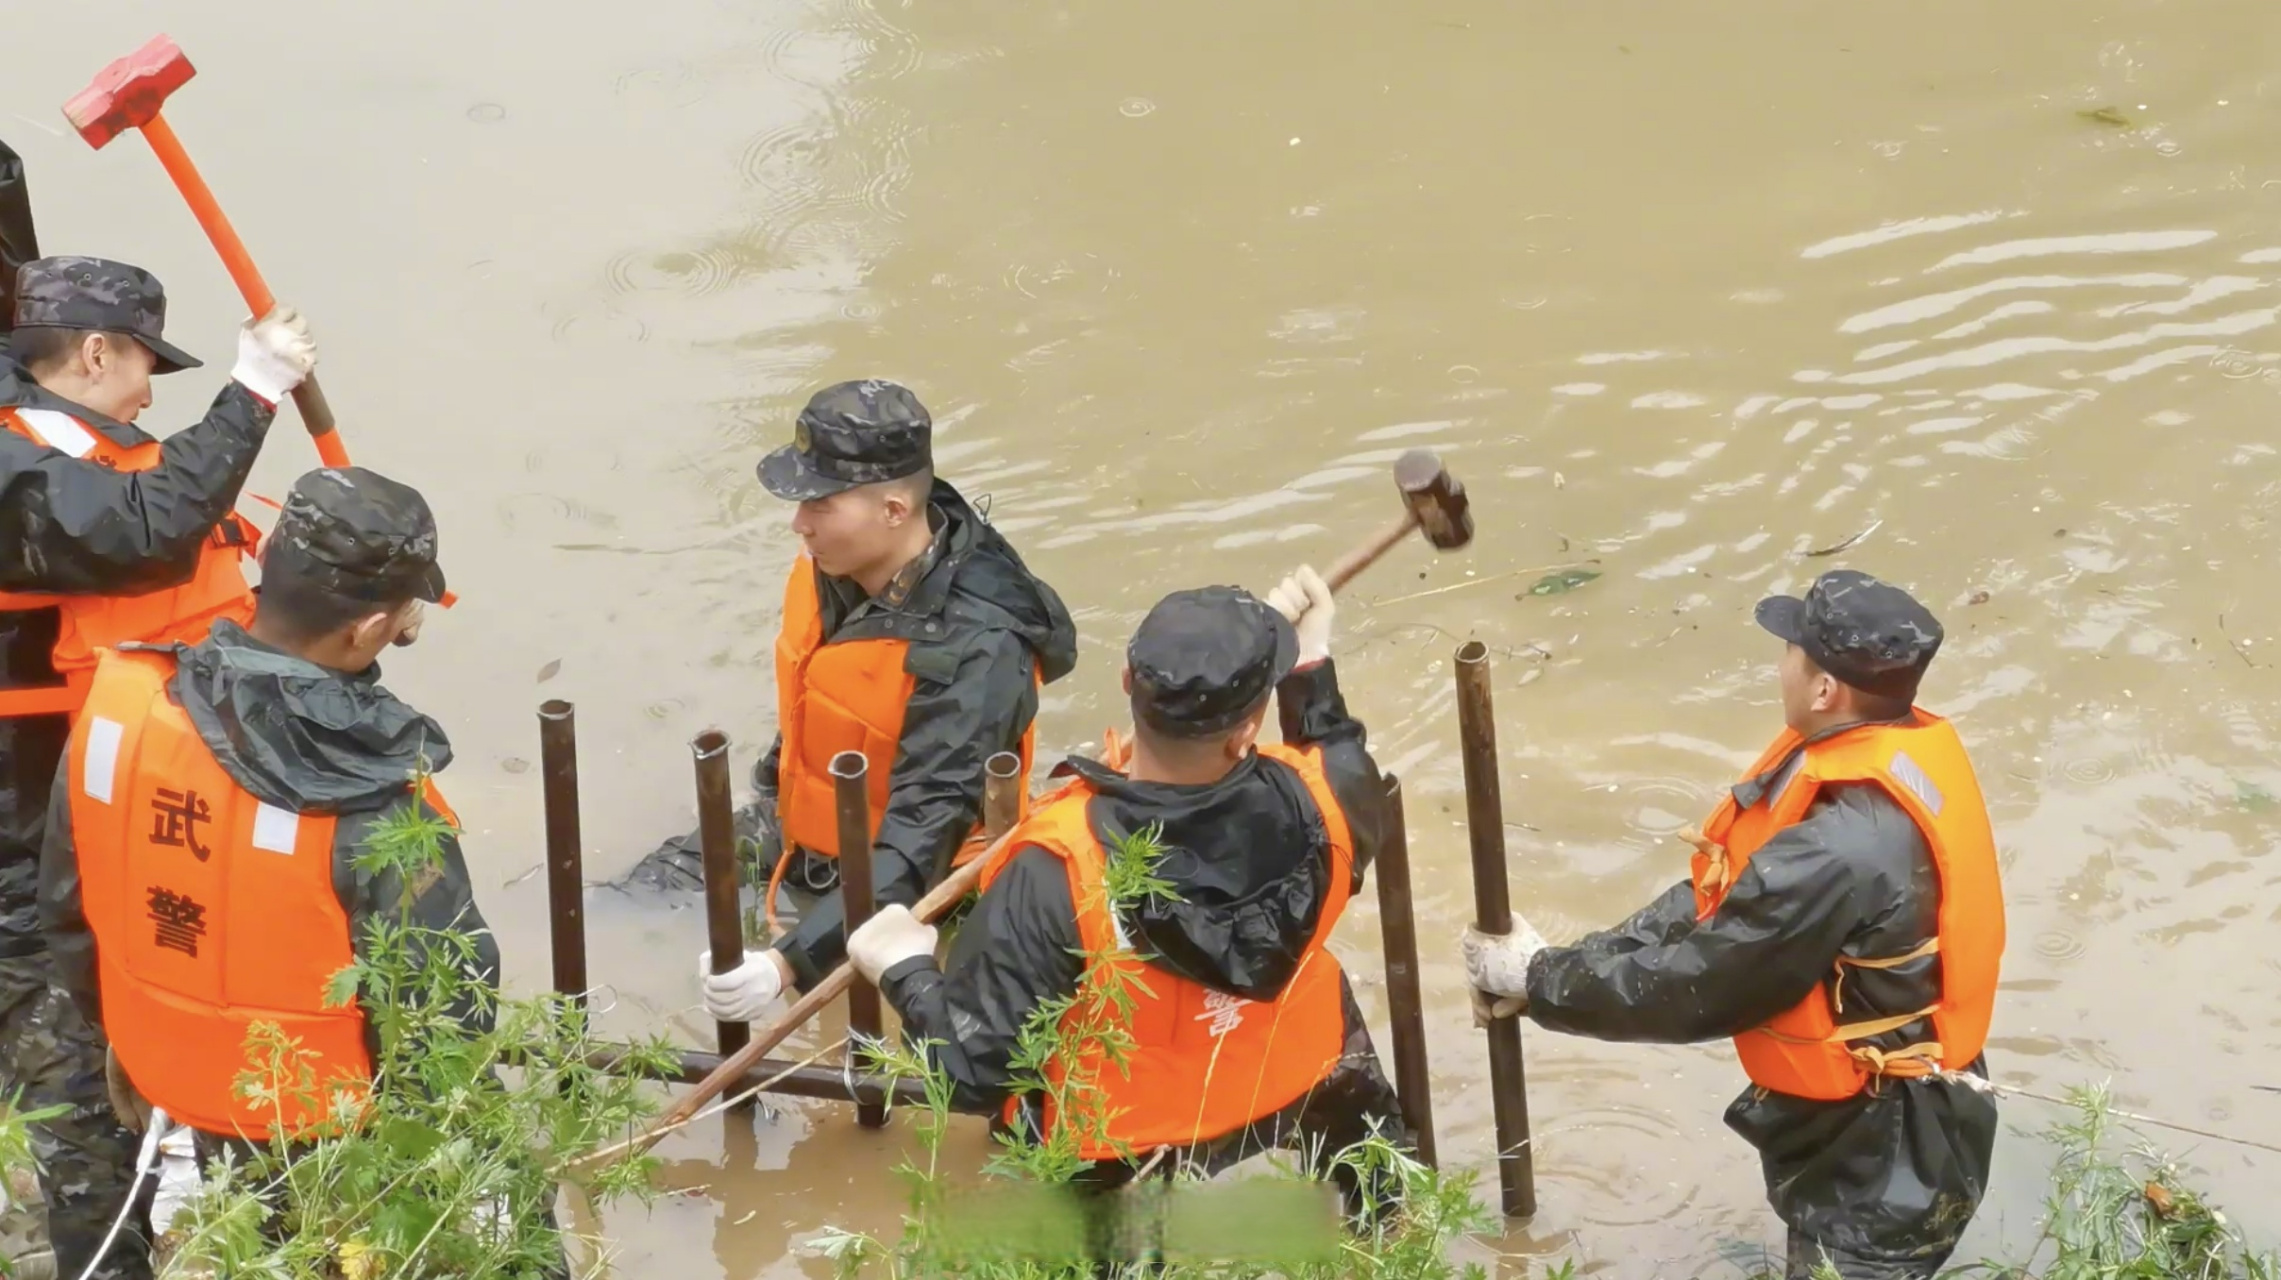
[34,763,103,1031]
[0,381,274,595]
[333,792,504,1036]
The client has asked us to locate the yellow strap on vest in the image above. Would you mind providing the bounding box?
[1830,936,1940,1014]
[1847,1040,1947,1084]
[1685,827,1730,898]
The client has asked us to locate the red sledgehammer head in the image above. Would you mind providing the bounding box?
[62,35,197,150]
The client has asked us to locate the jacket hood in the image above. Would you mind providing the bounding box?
[880,479,1078,683]
[167,619,453,813]
[1065,752,1331,1001]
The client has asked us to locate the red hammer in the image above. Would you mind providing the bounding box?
[65,37,457,608]
[63,35,350,470]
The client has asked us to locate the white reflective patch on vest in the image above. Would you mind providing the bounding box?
[15,409,98,459]
[252,804,300,854]
[1887,750,1945,816]
[82,717,123,805]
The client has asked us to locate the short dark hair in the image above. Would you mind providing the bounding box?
[1851,689,1915,722]
[253,573,408,644]
[8,326,131,376]
[1127,687,1269,758]
[1802,651,1916,722]
[886,465,934,509]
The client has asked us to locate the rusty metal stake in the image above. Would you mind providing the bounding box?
[984,750,1022,838]
[832,750,888,1129]
[1375,775,1438,1168]
[538,700,586,1006]
[694,731,752,1116]
[1455,640,1536,1218]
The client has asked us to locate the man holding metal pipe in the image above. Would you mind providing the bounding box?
[650,380,1077,1013]
[841,571,1412,1225]
[1462,570,2003,1280]
[0,247,315,1280]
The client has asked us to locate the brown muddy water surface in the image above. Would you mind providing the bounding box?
[16,1,2281,1274]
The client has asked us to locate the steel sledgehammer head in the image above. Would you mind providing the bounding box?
[63,35,196,150]
[1394,448,1474,552]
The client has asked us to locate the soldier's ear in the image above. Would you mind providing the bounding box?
[346,609,397,654]
[1225,709,1266,760]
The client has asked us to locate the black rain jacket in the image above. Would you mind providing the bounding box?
[0,356,276,960]
[630,479,1078,990]
[879,659,1412,1213]
[1523,719,1998,1265]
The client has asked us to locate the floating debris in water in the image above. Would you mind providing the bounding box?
[1525,568,1600,597]
[2078,106,2133,127]
[1804,519,1881,557]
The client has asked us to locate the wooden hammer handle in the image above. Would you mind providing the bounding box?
[1322,510,1421,594]
[637,839,1004,1148]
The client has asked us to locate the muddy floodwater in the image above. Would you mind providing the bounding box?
[17,0,2281,1273]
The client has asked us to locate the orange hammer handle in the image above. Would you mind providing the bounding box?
[136,113,350,470]
[133,116,457,608]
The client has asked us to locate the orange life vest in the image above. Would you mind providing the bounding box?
[64,645,420,1141]
[0,406,258,720]
[978,740,1354,1160]
[1689,710,2005,1101]
[769,553,1037,916]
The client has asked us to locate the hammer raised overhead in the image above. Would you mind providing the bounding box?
[63,36,354,470]
[1322,448,1476,593]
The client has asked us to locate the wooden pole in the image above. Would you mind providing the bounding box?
[1455,640,1536,1218]
[1374,774,1438,1168]
[537,700,586,1005]
[631,848,999,1149]
[694,730,753,1114]
[832,750,888,1129]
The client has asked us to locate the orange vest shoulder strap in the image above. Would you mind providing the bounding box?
[83,645,174,713]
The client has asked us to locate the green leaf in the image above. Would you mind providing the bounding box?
[378,1116,446,1161]
[1526,568,1602,597]
[323,963,363,1009]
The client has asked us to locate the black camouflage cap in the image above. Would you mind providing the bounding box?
[10,256,201,374]
[757,379,932,501]
[266,467,447,605]
[1756,569,1942,700]
[1127,586,1299,739]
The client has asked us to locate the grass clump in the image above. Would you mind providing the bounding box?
[155,779,677,1279]
[806,823,1503,1279]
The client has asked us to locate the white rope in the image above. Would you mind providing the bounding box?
[78,1107,170,1280]
[1939,1072,2281,1156]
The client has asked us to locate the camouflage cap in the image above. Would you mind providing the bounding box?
[1756,569,1942,700]
[10,255,201,373]
[1127,586,1299,739]
[265,467,447,605]
[757,379,933,501]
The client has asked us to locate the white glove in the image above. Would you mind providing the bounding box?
[847,904,938,984]
[697,948,786,1022]
[1265,564,1335,666]
[1462,919,1547,1000]
[230,305,317,403]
